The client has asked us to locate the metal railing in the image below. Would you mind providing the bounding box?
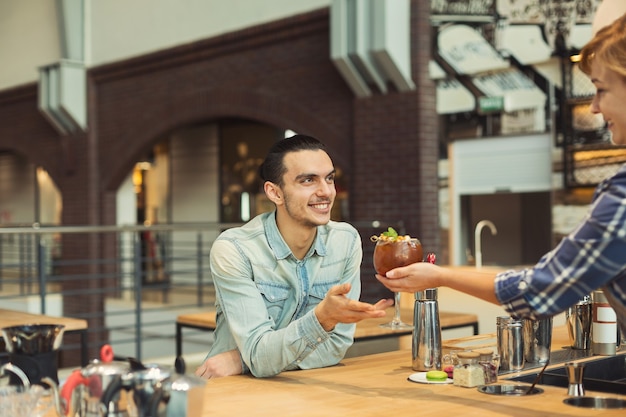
[0,220,401,366]
[0,223,243,364]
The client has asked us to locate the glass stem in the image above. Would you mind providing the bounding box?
[393,292,402,323]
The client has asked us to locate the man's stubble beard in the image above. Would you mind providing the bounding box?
[282,193,333,229]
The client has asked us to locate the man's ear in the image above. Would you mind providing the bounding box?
[264,181,283,205]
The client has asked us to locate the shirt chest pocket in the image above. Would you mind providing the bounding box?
[309,280,340,303]
[256,282,291,322]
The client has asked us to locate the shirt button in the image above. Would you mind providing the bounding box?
[317,337,322,342]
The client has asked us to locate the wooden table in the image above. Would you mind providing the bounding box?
[0,308,89,365]
[199,326,626,417]
[176,308,479,357]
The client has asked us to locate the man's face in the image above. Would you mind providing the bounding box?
[590,60,626,146]
[277,149,336,228]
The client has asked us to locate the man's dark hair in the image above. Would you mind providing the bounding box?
[259,134,329,185]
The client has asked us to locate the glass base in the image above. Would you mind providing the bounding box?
[379,320,413,330]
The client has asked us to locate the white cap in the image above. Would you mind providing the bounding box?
[592,0,626,34]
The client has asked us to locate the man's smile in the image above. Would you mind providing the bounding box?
[310,202,331,210]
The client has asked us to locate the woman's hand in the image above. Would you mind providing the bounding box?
[377,263,500,305]
[375,262,443,293]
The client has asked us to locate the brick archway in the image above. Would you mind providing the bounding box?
[100,87,352,195]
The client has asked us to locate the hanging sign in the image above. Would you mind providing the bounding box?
[478,96,504,114]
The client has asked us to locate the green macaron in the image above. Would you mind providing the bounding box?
[425,370,448,381]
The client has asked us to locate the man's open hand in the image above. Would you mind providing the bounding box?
[314,283,393,331]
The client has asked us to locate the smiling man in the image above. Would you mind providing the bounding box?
[195,134,392,378]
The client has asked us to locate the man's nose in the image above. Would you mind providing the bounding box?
[317,181,334,195]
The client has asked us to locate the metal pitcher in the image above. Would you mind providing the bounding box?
[566,295,592,350]
[523,317,553,364]
[1,324,65,385]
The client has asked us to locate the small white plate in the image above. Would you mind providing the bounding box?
[408,372,453,385]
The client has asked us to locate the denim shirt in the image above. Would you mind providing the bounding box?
[207,211,363,377]
[495,163,626,336]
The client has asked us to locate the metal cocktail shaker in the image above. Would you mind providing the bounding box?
[523,317,553,364]
[412,288,442,371]
[496,316,524,372]
[566,295,592,350]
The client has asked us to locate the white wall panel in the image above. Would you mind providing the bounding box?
[450,134,552,195]
[0,0,330,89]
[90,0,329,66]
[0,0,61,89]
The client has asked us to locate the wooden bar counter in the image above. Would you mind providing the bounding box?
[176,308,478,356]
[200,326,626,417]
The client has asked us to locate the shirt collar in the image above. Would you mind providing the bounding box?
[264,211,328,260]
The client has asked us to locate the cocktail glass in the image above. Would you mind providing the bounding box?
[373,236,423,329]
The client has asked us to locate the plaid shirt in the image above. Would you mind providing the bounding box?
[495,164,626,334]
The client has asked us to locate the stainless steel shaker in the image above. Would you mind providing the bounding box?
[566,295,592,350]
[412,288,442,371]
[496,316,524,372]
[523,317,552,364]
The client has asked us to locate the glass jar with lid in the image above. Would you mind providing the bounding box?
[475,348,498,384]
[453,351,485,388]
